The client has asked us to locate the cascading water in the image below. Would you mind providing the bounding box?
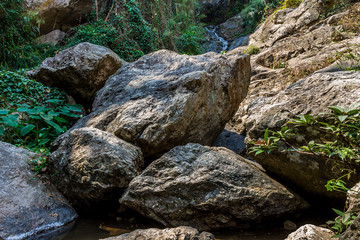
[204,26,229,53]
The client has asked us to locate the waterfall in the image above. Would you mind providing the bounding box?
[205,26,228,53]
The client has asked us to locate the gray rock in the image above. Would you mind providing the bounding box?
[101,226,215,240]
[49,127,143,206]
[36,30,66,46]
[121,143,309,231]
[229,35,249,51]
[285,224,334,240]
[0,141,77,239]
[218,13,244,41]
[244,70,360,199]
[54,49,251,157]
[212,129,246,155]
[250,0,323,47]
[27,42,122,106]
[24,0,109,34]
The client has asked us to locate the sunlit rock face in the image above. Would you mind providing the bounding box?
[121,143,309,231]
[24,0,110,34]
[53,49,251,157]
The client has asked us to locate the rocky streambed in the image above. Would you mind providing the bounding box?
[2,0,360,239]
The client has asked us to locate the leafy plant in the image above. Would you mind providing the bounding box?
[0,70,82,151]
[0,0,58,69]
[249,102,360,180]
[244,45,260,55]
[28,156,48,175]
[249,103,360,236]
[326,208,357,237]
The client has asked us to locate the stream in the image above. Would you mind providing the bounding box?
[204,26,229,53]
[52,206,334,240]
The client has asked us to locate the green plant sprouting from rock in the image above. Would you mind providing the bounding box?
[249,103,360,185]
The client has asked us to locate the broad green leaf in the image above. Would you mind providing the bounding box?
[45,120,64,133]
[338,115,348,122]
[40,112,53,121]
[16,107,30,112]
[38,138,50,145]
[0,126,4,136]
[0,110,9,115]
[332,208,345,217]
[329,106,346,115]
[2,117,18,128]
[264,128,269,144]
[20,124,35,136]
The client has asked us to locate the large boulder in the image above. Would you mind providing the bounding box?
[218,13,244,41]
[101,226,215,240]
[28,42,123,106]
[36,30,66,46]
[227,1,360,134]
[244,70,360,199]
[24,0,110,34]
[49,127,143,207]
[285,224,334,240]
[53,49,250,157]
[121,143,308,231]
[0,141,77,239]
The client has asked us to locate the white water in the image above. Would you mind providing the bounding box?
[205,26,229,52]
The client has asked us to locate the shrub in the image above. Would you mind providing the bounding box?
[0,0,58,69]
[244,45,260,55]
[249,103,360,184]
[0,70,82,152]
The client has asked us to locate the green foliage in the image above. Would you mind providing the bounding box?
[244,45,260,55]
[335,44,360,71]
[249,103,360,236]
[0,0,58,69]
[67,0,155,61]
[28,156,48,175]
[0,70,82,151]
[138,0,206,55]
[249,103,360,179]
[327,208,357,237]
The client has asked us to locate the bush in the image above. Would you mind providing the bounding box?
[0,70,82,152]
[0,0,58,69]
[244,45,260,55]
[249,103,360,184]
[67,0,156,62]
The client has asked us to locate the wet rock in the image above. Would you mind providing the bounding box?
[212,129,246,155]
[285,224,334,240]
[24,0,110,34]
[244,70,360,199]
[54,49,250,157]
[101,226,215,240]
[36,30,66,46]
[49,127,143,207]
[229,35,249,51]
[0,141,77,239]
[121,143,309,231]
[27,42,122,106]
